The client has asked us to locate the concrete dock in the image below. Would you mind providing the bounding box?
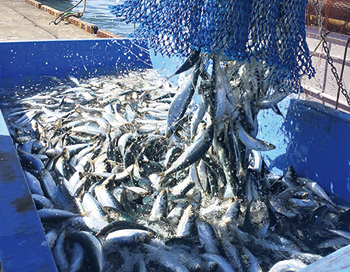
[0,0,119,41]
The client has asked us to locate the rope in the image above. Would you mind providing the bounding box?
[50,0,87,25]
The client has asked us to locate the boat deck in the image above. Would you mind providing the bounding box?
[0,0,119,41]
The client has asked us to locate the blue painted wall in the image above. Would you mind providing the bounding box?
[258,97,350,202]
[0,39,152,93]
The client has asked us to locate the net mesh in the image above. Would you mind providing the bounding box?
[109,0,315,91]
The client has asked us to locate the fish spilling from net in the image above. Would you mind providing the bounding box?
[1,66,349,272]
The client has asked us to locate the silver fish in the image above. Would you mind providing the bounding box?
[166,61,201,137]
[235,121,275,151]
[53,230,69,272]
[149,189,168,222]
[201,253,235,272]
[69,242,86,272]
[105,229,153,244]
[164,124,213,176]
[268,259,306,272]
[176,204,196,237]
[196,220,221,255]
[67,231,104,272]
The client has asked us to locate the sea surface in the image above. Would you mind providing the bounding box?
[39,0,135,37]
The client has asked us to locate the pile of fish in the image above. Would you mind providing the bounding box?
[2,56,350,272]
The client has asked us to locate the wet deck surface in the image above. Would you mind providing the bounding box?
[0,0,99,41]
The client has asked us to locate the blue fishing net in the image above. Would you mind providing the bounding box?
[109,0,315,91]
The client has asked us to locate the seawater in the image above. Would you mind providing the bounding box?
[39,0,135,37]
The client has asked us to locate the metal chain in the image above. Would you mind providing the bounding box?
[50,0,86,25]
[312,0,350,107]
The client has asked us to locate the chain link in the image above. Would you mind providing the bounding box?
[50,0,86,25]
[312,0,350,107]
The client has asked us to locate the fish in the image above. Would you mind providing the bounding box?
[256,91,288,110]
[37,208,79,222]
[196,220,221,255]
[201,253,235,272]
[96,220,154,237]
[149,189,168,221]
[163,123,213,176]
[69,242,86,272]
[268,259,306,272]
[240,246,262,272]
[82,192,107,220]
[297,177,334,205]
[24,170,45,196]
[46,229,59,249]
[53,230,69,272]
[176,204,196,237]
[32,194,55,209]
[167,201,188,225]
[18,149,45,173]
[221,239,244,272]
[212,53,228,124]
[166,61,201,137]
[94,185,125,211]
[105,229,153,244]
[173,49,201,77]
[3,67,347,272]
[67,231,104,272]
[235,121,276,151]
[141,243,190,272]
[190,93,207,140]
